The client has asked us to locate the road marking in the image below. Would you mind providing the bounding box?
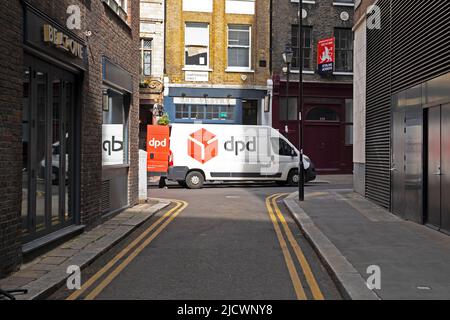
[266,194,307,300]
[271,195,325,300]
[84,200,188,300]
[66,200,186,300]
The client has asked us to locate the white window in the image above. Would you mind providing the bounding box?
[185,23,209,69]
[226,0,255,15]
[183,0,213,12]
[227,25,251,70]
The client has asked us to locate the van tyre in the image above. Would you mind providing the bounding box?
[287,169,299,186]
[185,171,204,189]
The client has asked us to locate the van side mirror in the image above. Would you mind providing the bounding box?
[291,149,297,157]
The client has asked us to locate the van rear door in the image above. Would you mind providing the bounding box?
[147,125,170,175]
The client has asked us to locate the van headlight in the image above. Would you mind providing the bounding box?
[303,155,311,163]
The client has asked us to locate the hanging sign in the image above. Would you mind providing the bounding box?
[317,37,335,74]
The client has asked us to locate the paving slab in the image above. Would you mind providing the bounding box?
[284,190,450,300]
[0,199,170,300]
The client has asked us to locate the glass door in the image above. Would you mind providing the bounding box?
[22,55,77,241]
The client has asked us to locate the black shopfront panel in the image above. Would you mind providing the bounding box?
[22,54,79,241]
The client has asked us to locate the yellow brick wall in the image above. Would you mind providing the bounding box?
[166,0,270,87]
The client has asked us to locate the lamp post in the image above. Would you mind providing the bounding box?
[297,0,305,202]
[282,43,294,139]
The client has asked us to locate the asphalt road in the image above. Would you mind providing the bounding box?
[51,178,350,300]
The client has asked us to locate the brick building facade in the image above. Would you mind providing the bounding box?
[164,0,272,126]
[271,0,354,174]
[139,0,165,149]
[0,0,140,278]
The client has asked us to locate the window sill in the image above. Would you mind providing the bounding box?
[291,0,316,4]
[290,70,315,74]
[333,71,354,76]
[225,68,255,73]
[332,2,355,7]
[102,0,130,29]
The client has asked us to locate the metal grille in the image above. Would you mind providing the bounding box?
[366,0,392,209]
[101,180,111,213]
[391,0,450,93]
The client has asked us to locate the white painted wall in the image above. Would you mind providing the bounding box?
[140,0,165,79]
[225,0,255,15]
[182,0,213,12]
[353,20,366,165]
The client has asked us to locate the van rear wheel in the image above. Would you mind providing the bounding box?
[185,171,204,189]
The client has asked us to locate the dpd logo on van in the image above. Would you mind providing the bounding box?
[188,129,218,164]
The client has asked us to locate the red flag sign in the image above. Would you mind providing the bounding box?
[317,37,335,74]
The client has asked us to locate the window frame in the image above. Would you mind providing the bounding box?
[227,24,252,72]
[175,104,235,122]
[291,25,313,71]
[140,38,152,77]
[184,22,210,70]
[334,28,354,73]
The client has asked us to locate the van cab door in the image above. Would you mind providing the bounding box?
[270,137,298,179]
[147,125,170,175]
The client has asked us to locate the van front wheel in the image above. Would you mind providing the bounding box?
[287,170,300,186]
[185,171,204,189]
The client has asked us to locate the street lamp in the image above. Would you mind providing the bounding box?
[297,0,305,202]
[282,43,293,138]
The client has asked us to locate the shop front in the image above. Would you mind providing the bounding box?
[21,3,86,245]
[272,80,353,174]
[101,58,133,216]
[165,87,270,126]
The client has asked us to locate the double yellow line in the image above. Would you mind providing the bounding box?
[67,199,187,300]
[266,194,324,300]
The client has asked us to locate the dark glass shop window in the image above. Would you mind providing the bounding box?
[102,90,129,166]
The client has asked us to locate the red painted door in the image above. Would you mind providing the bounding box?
[303,106,342,173]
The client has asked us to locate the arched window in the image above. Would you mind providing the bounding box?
[306,107,340,121]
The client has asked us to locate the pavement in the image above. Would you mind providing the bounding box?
[284,188,450,300]
[0,200,170,300]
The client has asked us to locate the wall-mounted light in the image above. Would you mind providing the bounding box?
[102,89,109,112]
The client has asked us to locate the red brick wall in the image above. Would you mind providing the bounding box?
[0,0,24,278]
[0,0,140,277]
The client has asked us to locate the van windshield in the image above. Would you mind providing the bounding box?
[271,138,297,157]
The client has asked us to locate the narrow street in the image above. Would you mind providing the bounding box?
[50,181,349,300]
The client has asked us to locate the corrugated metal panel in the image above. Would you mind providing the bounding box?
[365,0,450,209]
[366,0,392,208]
[391,0,450,93]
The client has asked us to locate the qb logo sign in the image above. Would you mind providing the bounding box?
[188,129,218,164]
[102,124,124,165]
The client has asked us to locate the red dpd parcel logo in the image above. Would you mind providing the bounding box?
[188,128,218,164]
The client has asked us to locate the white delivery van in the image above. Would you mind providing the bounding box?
[166,124,316,189]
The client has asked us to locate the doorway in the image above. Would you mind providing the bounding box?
[22,55,78,241]
[242,100,258,125]
[304,106,341,172]
[426,104,450,234]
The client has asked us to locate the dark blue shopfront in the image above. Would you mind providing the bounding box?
[165,87,269,125]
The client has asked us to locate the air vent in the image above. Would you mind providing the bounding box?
[101,180,111,213]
